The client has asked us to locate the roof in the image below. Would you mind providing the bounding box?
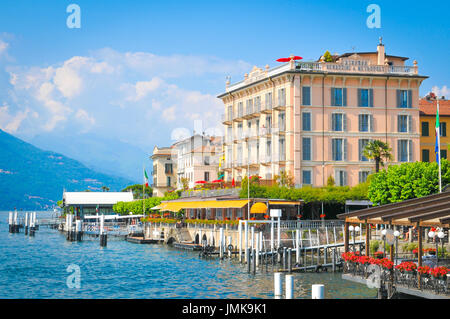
[419,98,450,117]
[63,192,134,205]
[338,52,409,61]
[337,191,450,227]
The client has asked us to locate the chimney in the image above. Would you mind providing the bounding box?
[377,36,385,65]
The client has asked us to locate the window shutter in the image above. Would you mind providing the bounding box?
[334,170,339,185]
[369,89,374,107]
[343,88,347,106]
[397,115,401,132]
[343,171,347,186]
[358,140,362,161]
[396,90,401,108]
[408,140,413,162]
[332,139,336,161]
[331,114,335,131]
[343,139,348,161]
[357,89,361,107]
[408,115,412,133]
[343,114,347,132]
[408,90,413,108]
[358,171,362,184]
[331,88,335,106]
[397,140,401,161]
[358,114,362,132]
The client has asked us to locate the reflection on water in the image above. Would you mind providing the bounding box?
[0,211,377,299]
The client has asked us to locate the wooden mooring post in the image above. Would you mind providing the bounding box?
[100,214,107,247]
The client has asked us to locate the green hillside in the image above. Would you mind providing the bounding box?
[0,129,134,210]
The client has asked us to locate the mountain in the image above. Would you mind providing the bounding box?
[0,129,134,210]
[30,133,148,183]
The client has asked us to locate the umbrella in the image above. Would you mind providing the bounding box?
[195,180,206,184]
[231,178,235,187]
[276,56,303,62]
[250,202,268,214]
[212,179,223,183]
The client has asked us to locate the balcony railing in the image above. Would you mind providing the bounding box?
[296,61,417,75]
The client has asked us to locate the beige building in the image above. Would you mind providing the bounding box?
[151,135,222,196]
[218,40,427,187]
[151,146,176,197]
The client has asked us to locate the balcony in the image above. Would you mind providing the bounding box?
[274,99,286,110]
[261,101,273,113]
[222,113,232,125]
[233,108,244,122]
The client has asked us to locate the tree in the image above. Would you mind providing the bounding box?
[101,186,110,192]
[323,50,333,62]
[180,177,189,190]
[327,175,335,187]
[274,171,294,188]
[121,184,152,199]
[368,160,450,205]
[363,140,393,173]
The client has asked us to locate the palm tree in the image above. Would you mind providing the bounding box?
[363,140,393,173]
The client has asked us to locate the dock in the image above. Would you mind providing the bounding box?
[126,236,161,244]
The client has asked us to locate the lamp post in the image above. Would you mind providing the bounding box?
[393,230,400,265]
[349,225,354,252]
[381,228,387,258]
[437,231,445,260]
[428,229,437,263]
[355,226,360,253]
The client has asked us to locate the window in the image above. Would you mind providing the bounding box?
[227,105,232,121]
[278,88,286,106]
[331,88,347,106]
[167,176,171,187]
[332,138,347,161]
[302,112,311,131]
[358,89,373,107]
[279,138,285,161]
[302,138,311,161]
[335,170,347,186]
[332,113,346,131]
[165,163,173,174]
[422,149,430,162]
[266,140,271,158]
[238,102,243,117]
[440,122,447,137]
[204,172,210,182]
[204,156,210,166]
[246,99,253,115]
[397,90,412,108]
[441,150,448,160]
[265,92,272,108]
[359,114,372,132]
[302,170,312,185]
[398,140,412,162]
[398,115,408,132]
[302,86,311,105]
[254,96,261,112]
[279,112,286,131]
[359,139,370,161]
[359,171,370,183]
[422,122,429,137]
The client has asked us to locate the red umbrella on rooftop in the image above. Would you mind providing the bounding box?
[276,56,303,62]
[212,179,224,183]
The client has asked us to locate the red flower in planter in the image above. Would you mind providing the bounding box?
[296,215,302,219]
[320,214,326,218]
[264,215,270,219]
[418,266,431,275]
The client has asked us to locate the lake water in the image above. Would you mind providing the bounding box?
[0,211,377,299]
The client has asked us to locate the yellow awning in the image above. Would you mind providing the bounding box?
[250,202,268,214]
[161,200,249,210]
[268,201,301,206]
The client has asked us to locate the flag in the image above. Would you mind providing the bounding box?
[435,104,440,163]
[144,169,149,188]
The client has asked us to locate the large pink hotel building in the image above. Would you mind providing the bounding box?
[218,41,428,187]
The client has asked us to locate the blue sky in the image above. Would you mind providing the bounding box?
[0,0,449,179]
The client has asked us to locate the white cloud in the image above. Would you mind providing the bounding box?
[3,47,249,148]
[432,85,450,99]
[0,104,29,133]
[0,40,8,57]
[162,106,176,122]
